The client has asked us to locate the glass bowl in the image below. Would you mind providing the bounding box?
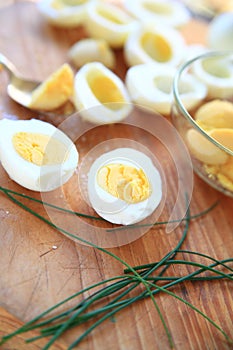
[172,51,233,197]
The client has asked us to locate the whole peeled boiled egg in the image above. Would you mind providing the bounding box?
[0,119,79,192]
[88,148,162,225]
[73,62,132,124]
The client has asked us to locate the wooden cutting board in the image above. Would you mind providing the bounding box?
[0,1,232,350]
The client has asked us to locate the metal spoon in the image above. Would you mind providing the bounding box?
[0,53,75,117]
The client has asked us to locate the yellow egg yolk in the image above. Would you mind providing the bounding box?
[13,132,68,166]
[87,72,125,110]
[29,63,74,111]
[141,32,172,62]
[97,163,151,203]
[190,99,233,192]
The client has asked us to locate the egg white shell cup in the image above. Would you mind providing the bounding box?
[0,119,79,192]
[126,64,207,115]
[88,148,163,225]
[37,0,95,27]
[124,23,185,67]
[123,0,190,28]
[73,62,132,124]
[84,1,139,48]
[68,38,115,69]
[192,54,233,99]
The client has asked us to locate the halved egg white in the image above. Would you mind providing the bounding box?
[88,148,162,225]
[37,0,94,27]
[192,54,233,99]
[84,1,139,48]
[73,62,132,124]
[0,119,79,192]
[124,23,185,67]
[123,0,190,28]
[126,64,207,115]
[68,38,115,69]
[207,13,233,51]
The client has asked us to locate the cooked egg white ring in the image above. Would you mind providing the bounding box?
[73,62,132,124]
[0,119,79,192]
[88,148,162,225]
[123,0,190,28]
[192,53,233,99]
[126,64,207,115]
[37,0,95,27]
[84,1,139,48]
[124,24,185,67]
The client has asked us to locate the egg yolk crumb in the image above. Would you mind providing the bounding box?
[97,163,151,203]
[190,99,233,192]
[13,132,68,166]
[29,63,74,111]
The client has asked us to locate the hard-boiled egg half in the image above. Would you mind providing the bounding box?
[0,119,79,192]
[73,62,132,124]
[124,23,185,67]
[29,63,74,111]
[192,53,233,99]
[88,148,162,225]
[126,64,207,115]
[207,12,233,51]
[68,38,115,69]
[37,0,95,27]
[84,1,139,48]
[123,0,190,28]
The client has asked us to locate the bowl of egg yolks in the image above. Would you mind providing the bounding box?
[172,51,233,197]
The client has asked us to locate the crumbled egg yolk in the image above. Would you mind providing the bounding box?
[97,163,151,204]
[189,99,233,192]
[12,132,68,166]
[29,63,74,111]
[87,72,125,110]
[140,32,172,62]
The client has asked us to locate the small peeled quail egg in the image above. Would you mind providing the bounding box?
[68,38,115,69]
[123,0,190,28]
[73,62,132,124]
[126,64,207,115]
[37,0,94,27]
[192,54,233,98]
[88,148,162,225]
[0,119,79,192]
[84,1,139,48]
[29,63,74,111]
[124,23,185,67]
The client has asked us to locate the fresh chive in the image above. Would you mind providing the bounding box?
[0,187,232,349]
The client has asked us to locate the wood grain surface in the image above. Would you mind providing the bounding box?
[0,1,233,350]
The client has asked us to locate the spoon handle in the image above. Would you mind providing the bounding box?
[0,53,17,77]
